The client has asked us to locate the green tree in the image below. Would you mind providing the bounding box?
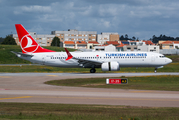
[51,36,60,47]
[120,35,125,40]
[132,36,136,40]
[125,34,128,40]
[0,37,4,44]
[1,35,17,45]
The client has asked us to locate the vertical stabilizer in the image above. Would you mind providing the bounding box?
[15,24,55,53]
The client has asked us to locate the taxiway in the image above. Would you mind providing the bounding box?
[0,72,179,107]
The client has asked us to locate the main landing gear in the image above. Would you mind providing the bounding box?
[154,68,157,73]
[90,68,96,73]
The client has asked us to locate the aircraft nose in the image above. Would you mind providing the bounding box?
[167,58,172,64]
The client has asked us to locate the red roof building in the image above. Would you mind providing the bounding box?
[105,41,120,46]
[76,41,87,45]
[144,40,154,45]
[64,41,75,44]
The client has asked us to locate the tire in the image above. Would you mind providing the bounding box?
[90,69,96,73]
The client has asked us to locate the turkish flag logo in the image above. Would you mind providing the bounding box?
[20,35,38,53]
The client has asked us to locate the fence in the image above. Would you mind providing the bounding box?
[160,49,179,55]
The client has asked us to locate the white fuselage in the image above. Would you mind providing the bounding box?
[20,51,172,69]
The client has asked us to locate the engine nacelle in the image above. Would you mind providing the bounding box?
[101,61,120,71]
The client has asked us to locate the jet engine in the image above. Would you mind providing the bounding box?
[101,61,120,71]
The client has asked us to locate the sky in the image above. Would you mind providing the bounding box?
[0,0,179,40]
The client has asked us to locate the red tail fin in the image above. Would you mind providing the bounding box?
[65,48,73,61]
[15,24,55,53]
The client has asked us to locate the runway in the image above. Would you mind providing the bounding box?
[0,72,179,107]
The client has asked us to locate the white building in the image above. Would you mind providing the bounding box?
[137,45,159,53]
[97,32,119,45]
[94,44,116,52]
[173,41,179,49]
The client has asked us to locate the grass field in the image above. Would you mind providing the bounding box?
[45,75,179,91]
[0,103,179,120]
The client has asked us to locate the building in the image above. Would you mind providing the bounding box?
[116,44,124,51]
[97,33,119,45]
[63,41,75,48]
[76,41,87,49]
[144,40,154,45]
[87,41,100,49]
[51,29,97,42]
[116,40,159,53]
[159,40,179,49]
[160,41,174,49]
[173,41,179,49]
[123,45,138,51]
[11,32,55,46]
[105,41,120,46]
[138,45,159,53]
[94,44,116,52]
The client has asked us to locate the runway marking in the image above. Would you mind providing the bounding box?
[0,96,32,100]
[35,96,179,102]
[0,76,11,78]
[0,88,8,90]
[46,75,58,77]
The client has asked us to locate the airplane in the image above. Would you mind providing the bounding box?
[12,24,172,73]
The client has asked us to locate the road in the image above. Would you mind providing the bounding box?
[0,72,179,107]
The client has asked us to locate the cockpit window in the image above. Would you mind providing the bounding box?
[159,56,165,58]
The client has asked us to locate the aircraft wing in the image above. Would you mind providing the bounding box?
[11,51,34,57]
[64,48,102,68]
[73,57,102,68]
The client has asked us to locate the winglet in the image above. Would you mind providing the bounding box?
[65,48,73,61]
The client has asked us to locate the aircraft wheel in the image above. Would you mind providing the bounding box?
[90,68,96,73]
[154,68,157,73]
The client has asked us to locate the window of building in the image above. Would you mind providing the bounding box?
[127,47,131,50]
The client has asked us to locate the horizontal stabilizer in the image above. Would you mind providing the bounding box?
[11,51,34,57]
